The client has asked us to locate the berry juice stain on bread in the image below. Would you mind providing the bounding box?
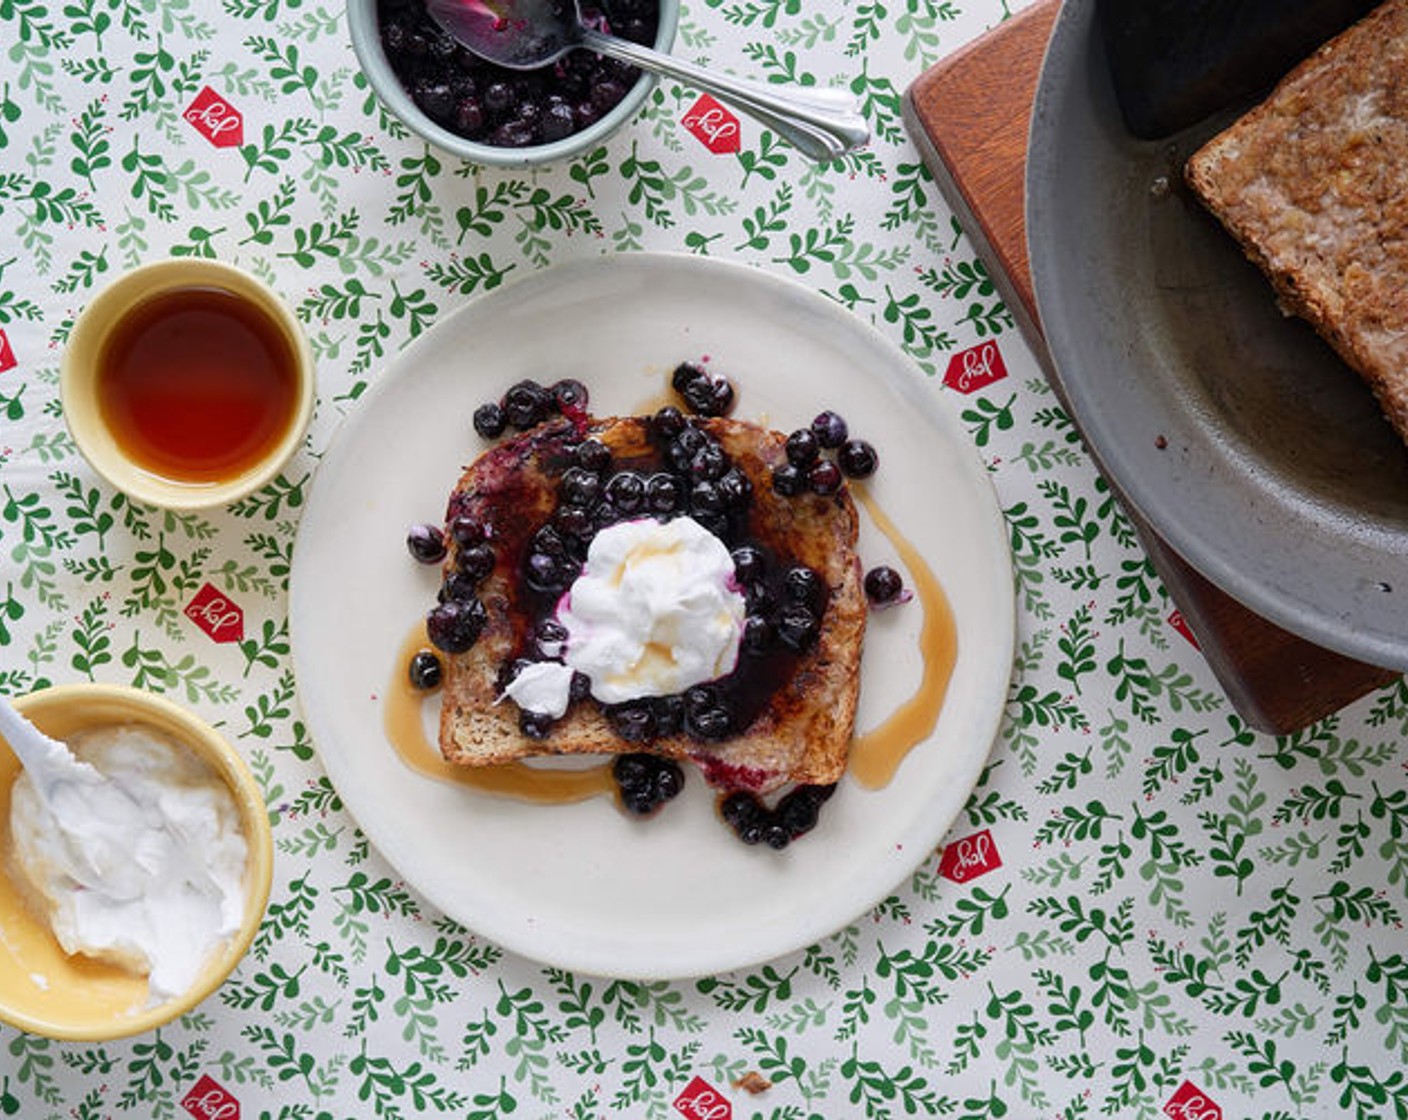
[1185,0,1408,445]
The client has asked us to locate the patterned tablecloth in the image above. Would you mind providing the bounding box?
[3,1,1408,1118]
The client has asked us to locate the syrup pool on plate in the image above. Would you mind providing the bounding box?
[96,285,300,484]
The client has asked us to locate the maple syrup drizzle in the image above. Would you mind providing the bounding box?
[847,488,959,789]
[383,624,614,804]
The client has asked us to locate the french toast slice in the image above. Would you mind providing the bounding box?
[435,413,865,794]
[1184,0,1408,445]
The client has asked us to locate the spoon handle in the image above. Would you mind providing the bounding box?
[580,30,870,162]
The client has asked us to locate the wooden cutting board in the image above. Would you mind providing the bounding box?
[901,0,1399,733]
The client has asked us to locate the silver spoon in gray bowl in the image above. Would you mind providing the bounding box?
[424,0,870,161]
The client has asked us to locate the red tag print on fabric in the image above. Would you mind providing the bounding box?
[682,95,741,154]
[1163,1080,1223,1120]
[181,1074,241,1120]
[1168,609,1200,649]
[943,340,1008,394]
[185,583,245,644]
[674,1075,733,1119]
[0,329,15,374]
[939,828,1003,883]
[184,86,244,148]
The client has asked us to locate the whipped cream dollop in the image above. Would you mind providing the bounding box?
[505,516,747,714]
[9,723,249,1006]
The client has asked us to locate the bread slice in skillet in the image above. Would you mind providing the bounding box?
[1185,0,1408,445]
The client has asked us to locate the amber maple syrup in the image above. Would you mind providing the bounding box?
[97,286,299,483]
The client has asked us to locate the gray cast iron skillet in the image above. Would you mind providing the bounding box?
[1026,0,1408,671]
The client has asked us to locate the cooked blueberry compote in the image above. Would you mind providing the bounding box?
[376,0,660,149]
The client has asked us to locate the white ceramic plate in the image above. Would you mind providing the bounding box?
[290,253,1014,979]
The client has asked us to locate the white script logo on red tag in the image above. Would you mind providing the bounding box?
[0,329,15,374]
[1168,609,1200,649]
[682,95,741,154]
[182,1075,241,1120]
[1164,1080,1222,1120]
[185,583,245,644]
[943,340,1008,394]
[674,1075,733,1119]
[939,828,1003,883]
[184,87,244,148]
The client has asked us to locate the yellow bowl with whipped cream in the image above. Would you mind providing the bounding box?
[0,683,274,1040]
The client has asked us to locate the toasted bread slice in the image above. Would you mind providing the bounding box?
[1184,0,1408,444]
[435,414,864,793]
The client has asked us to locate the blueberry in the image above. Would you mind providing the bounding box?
[838,439,879,478]
[449,515,486,548]
[771,463,804,497]
[784,565,824,608]
[438,570,479,603]
[503,379,552,429]
[808,459,843,495]
[721,791,764,829]
[731,545,766,584]
[604,470,646,514]
[407,649,443,690]
[717,468,752,509]
[412,79,455,123]
[653,763,684,802]
[458,542,496,583]
[533,617,569,658]
[540,100,576,141]
[608,703,657,742]
[621,787,658,815]
[763,823,791,850]
[688,706,733,741]
[426,597,487,653]
[613,754,653,791]
[553,505,595,547]
[653,694,685,736]
[525,550,575,593]
[483,80,515,115]
[406,523,447,564]
[589,77,627,111]
[742,615,774,654]
[672,361,706,393]
[519,710,554,740]
[646,472,684,514]
[560,466,603,507]
[776,787,823,837]
[551,377,589,413]
[811,410,849,448]
[690,442,728,481]
[530,524,565,556]
[575,438,612,473]
[864,565,904,604]
[744,581,777,615]
[473,402,508,439]
[690,479,725,515]
[612,753,685,816]
[454,97,485,135]
[668,426,707,471]
[776,605,820,653]
[569,671,592,701]
[682,375,734,418]
[650,405,687,440]
[785,428,819,467]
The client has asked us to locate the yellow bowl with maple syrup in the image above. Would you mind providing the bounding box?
[61,258,315,510]
[0,683,274,1040]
